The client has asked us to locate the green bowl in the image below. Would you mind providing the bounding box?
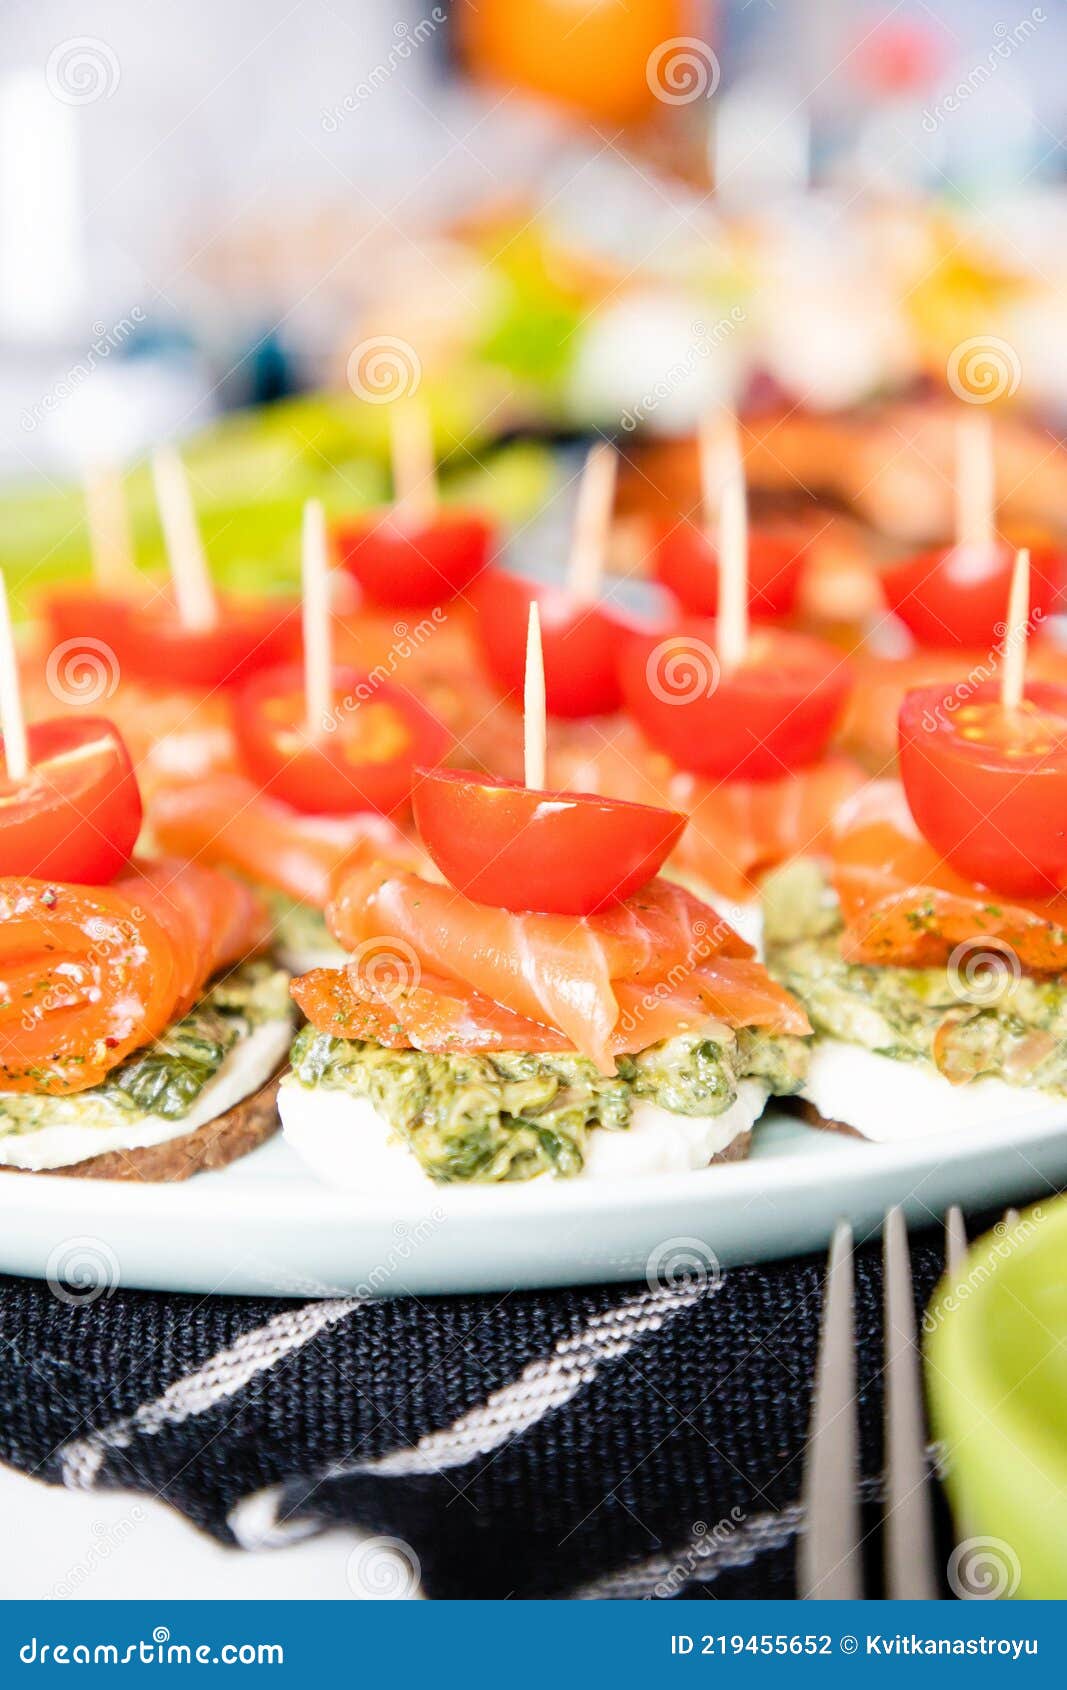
[926,1197,1067,1598]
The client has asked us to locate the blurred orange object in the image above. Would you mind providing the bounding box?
[458,0,698,125]
[549,721,868,903]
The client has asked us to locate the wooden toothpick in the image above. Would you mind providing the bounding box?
[1000,548,1030,713]
[389,400,437,528]
[302,499,332,737]
[955,412,995,551]
[151,445,217,630]
[567,442,617,607]
[84,464,137,592]
[698,408,742,532]
[524,600,547,790]
[716,464,749,671]
[0,571,28,782]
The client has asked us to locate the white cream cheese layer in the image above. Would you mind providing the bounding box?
[276,939,348,976]
[278,1076,765,1193]
[0,1019,292,1171]
[802,1039,1062,1145]
[580,1082,767,1177]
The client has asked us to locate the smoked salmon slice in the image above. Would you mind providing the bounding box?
[119,859,269,1015]
[551,723,868,901]
[839,642,1067,770]
[829,781,1067,972]
[147,772,426,906]
[0,860,269,1095]
[323,861,808,1070]
[294,953,807,1062]
[293,966,574,1053]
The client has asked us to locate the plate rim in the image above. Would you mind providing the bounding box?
[2,1092,1066,1227]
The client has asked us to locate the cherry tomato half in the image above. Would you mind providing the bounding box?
[472,568,626,718]
[882,541,1063,648]
[335,509,494,607]
[232,663,450,816]
[899,680,1067,898]
[618,623,852,782]
[654,524,804,620]
[42,587,133,653]
[413,766,686,915]
[0,716,142,884]
[114,594,301,690]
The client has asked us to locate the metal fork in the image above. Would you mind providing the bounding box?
[798,1205,970,1600]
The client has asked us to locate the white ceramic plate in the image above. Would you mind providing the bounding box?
[2,1101,1066,1298]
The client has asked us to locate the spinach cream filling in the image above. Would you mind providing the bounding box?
[763,861,1067,1094]
[0,962,292,1137]
[288,1023,808,1184]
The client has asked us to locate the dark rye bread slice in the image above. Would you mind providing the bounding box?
[789,1096,865,1140]
[9,1070,286,1184]
[712,1128,752,1164]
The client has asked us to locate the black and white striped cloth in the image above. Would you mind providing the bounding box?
[0,1231,959,1600]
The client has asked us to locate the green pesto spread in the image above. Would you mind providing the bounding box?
[763,861,1067,1093]
[288,1023,808,1184]
[0,962,292,1137]
[265,891,345,965]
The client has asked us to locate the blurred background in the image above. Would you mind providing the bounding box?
[2,0,1066,596]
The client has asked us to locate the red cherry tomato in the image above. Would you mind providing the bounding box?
[654,524,804,619]
[619,623,852,781]
[0,716,142,883]
[335,509,494,607]
[472,569,625,718]
[232,663,450,816]
[42,588,133,653]
[899,680,1067,897]
[882,541,1063,648]
[412,766,686,915]
[113,594,300,690]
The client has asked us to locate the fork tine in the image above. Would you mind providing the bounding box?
[883,1207,938,1599]
[945,1205,968,1275]
[799,1219,862,1599]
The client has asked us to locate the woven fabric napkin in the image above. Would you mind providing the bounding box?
[0,1225,964,1599]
